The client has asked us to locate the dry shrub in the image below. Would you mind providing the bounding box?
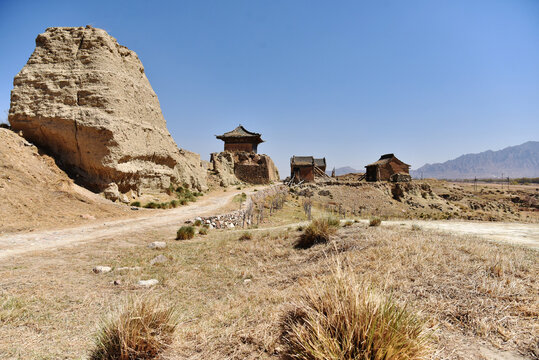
[369,217,382,227]
[295,217,339,249]
[176,226,195,240]
[90,296,178,360]
[281,267,430,360]
[238,232,253,241]
[198,227,208,236]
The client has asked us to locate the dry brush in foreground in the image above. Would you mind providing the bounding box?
[281,265,431,360]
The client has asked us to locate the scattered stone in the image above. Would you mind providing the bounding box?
[103,183,120,201]
[147,241,166,250]
[119,194,130,203]
[150,255,167,265]
[130,206,139,210]
[243,279,252,284]
[111,280,122,286]
[92,266,112,274]
[138,279,159,287]
[227,223,235,229]
[80,214,96,220]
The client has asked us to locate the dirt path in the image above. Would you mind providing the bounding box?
[381,219,539,250]
[0,187,256,259]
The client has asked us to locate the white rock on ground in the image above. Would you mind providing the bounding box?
[147,241,166,249]
[150,255,167,265]
[92,266,112,274]
[138,279,159,287]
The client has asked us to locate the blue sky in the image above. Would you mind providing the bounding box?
[1,0,538,174]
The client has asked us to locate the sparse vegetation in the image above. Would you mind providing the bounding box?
[198,227,208,236]
[281,266,431,360]
[176,226,195,240]
[130,201,141,207]
[411,224,421,231]
[194,219,202,227]
[369,217,382,227]
[295,217,340,249]
[89,296,177,360]
[238,232,253,241]
[343,220,354,227]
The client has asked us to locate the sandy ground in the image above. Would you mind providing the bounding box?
[2,189,537,260]
[381,220,539,250]
[0,187,256,259]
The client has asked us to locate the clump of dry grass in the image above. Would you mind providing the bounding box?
[369,217,382,227]
[238,232,253,241]
[89,296,178,360]
[295,217,340,249]
[280,266,431,360]
[176,226,195,240]
[343,220,354,227]
[198,227,208,236]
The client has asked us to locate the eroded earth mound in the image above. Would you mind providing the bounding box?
[0,128,130,233]
[8,26,207,195]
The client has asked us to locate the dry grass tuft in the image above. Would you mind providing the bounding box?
[280,266,431,360]
[369,217,382,227]
[343,220,354,227]
[295,217,340,249]
[89,296,178,360]
[238,232,253,241]
[176,226,195,240]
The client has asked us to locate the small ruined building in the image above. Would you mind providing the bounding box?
[211,125,279,185]
[290,156,328,183]
[365,154,411,182]
[216,125,263,153]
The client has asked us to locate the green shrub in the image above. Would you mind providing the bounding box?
[369,217,382,227]
[238,232,253,241]
[198,228,208,236]
[280,268,430,360]
[193,219,202,227]
[295,217,340,249]
[90,296,177,360]
[170,200,179,208]
[144,202,160,209]
[176,226,195,240]
[130,201,141,207]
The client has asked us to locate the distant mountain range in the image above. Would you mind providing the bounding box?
[410,141,539,179]
[326,166,360,176]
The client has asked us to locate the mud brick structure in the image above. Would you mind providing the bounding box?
[211,126,279,185]
[216,125,263,153]
[365,154,410,182]
[234,152,279,184]
[290,156,327,183]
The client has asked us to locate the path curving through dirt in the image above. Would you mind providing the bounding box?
[0,187,257,259]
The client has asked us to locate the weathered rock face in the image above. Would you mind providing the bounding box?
[211,151,279,185]
[9,26,207,193]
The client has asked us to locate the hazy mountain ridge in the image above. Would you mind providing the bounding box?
[411,141,539,179]
[326,166,360,176]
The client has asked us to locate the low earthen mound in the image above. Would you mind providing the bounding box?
[0,128,131,233]
[8,26,207,195]
[210,151,279,186]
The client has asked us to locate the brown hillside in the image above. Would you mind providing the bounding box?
[0,128,131,233]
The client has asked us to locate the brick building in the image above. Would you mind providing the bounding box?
[365,154,410,182]
[290,156,327,183]
[216,125,264,153]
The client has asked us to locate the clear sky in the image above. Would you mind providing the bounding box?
[1,0,538,174]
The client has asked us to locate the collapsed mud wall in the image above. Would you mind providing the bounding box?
[9,26,207,194]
